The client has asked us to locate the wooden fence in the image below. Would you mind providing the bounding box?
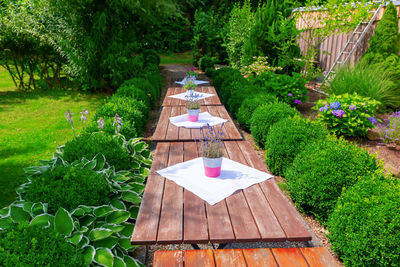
[295,4,400,72]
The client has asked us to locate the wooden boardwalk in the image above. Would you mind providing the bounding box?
[152,105,242,142]
[153,247,339,267]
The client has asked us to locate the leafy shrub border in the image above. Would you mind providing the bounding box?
[1,148,149,267]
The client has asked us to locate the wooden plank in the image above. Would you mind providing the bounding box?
[152,107,171,141]
[183,142,209,243]
[165,106,180,141]
[157,143,184,243]
[300,247,340,267]
[215,106,242,140]
[223,142,261,242]
[170,87,181,106]
[153,250,183,267]
[242,248,278,267]
[150,142,171,173]
[130,174,165,244]
[214,249,247,267]
[162,88,174,106]
[184,250,215,267]
[271,248,308,267]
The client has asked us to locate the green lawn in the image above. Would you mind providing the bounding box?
[160,51,193,65]
[0,70,107,208]
[0,67,17,92]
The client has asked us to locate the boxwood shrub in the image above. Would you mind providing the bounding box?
[117,77,159,108]
[250,102,299,149]
[199,55,214,71]
[227,83,254,115]
[265,116,329,176]
[219,74,247,104]
[212,67,241,92]
[328,174,400,266]
[205,67,216,78]
[62,132,134,171]
[236,93,277,131]
[0,222,84,266]
[115,80,151,107]
[284,138,378,223]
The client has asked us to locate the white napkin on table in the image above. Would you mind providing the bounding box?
[175,79,209,85]
[168,92,214,101]
[169,112,227,129]
[157,157,273,205]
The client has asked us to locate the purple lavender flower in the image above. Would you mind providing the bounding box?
[330,101,341,110]
[349,105,356,111]
[113,113,123,134]
[97,117,104,129]
[294,99,302,105]
[80,109,88,125]
[288,93,293,97]
[368,117,378,125]
[332,109,345,118]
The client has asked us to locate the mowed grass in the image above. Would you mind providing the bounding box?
[0,67,16,92]
[0,71,107,207]
[160,50,193,65]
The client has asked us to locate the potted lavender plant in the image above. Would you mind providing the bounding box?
[183,78,196,96]
[200,124,224,177]
[185,94,201,122]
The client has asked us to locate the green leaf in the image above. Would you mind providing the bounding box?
[89,228,113,241]
[78,235,90,248]
[93,153,106,171]
[103,224,125,233]
[124,255,142,267]
[0,217,11,230]
[93,206,115,217]
[129,206,139,219]
[106,210,130,224]
[82,245,95,265]
[114,256,127,267]
[10,205,30,223]
[118,237,136,251]
[30,214,51,228]
[80,215,96,227]
[23,202,33,213]
[24,165,50,175]
[129,182,145,193]
[120,223,135,237]
[0,208,9,217]
[71,207,87,216]
[55,207,74,236]
[121,191,142,204]
[31,203,45,217]
[68,232,83,245]
[94,248,114,267]
[111,199,126,210]
[93,236,119,249]
[84,159,97,170]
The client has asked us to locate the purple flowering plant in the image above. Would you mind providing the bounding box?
[199,123,224,158]
[314,93,380,137]
[377,111,400,145]
[113,113,123,134]
[185,93,201,110]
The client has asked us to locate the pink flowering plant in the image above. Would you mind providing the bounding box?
[314,93,380,137]
[377,111,400,145]
[184,67,199,79]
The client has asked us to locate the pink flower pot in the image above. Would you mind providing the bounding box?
[203,157,223,177]
[187,108,200,122]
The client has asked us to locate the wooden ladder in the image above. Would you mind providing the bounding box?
[322,1,384,87]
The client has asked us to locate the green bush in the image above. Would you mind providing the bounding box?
[95,97,145,136]
[237,93,277,131]
[205,67,216,78]
[218,71,247,104]
[250,102,299,149]
[62,132,133,171]
[314,93,380,137]
[142,49,160,65]
[227,83,254,115]
[265,116,329,176]
[0,222,84,266]
[199,55,214,71]
[328,174,400,266]
[285,138,378,223]
[328,62,398,110]
[23,164,111,213]
[249,72,309,106]
[117,77,158,107]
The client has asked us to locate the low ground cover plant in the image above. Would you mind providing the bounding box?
[377,111,400,145]
[314,93,380,137]
[250,102,299,149]
[265,116,329,176]
[237,93,277,131]
[285,137,378,223]
[328,174,400,266]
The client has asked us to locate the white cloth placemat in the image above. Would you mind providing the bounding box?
[157,157,273,205]
[169,112,227,128]
[168,92,214,101]
[175,79,209,85]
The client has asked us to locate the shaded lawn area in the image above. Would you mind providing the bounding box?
[160,51,193,65]
[0,67,16,92]
[0,88,107,208]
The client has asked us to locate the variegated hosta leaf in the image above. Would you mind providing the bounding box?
[10,205,30,223]
[114,256,127,267]
[55,207,74,236]
[31,202,46,217]
[93,236,119,249]
[89,228,114,241]
[93,206,115,217]
[30,214,52,228]
[119,223,135,238]
[118,237,136,251]
[110,199,126,210]
[68,232,83,245]
[124,255,143,267]
[0,217,11,230]
[102,224,126,233]
[128,206,139,219]
[121,191,141,204]
[0,207,9,217]
[92,153,106,171]
[82,245,96,265]
[80,215,96,227]
[94,247,114,267]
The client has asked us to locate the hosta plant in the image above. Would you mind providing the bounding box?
[5,150,151,267]
[314,93,380,137]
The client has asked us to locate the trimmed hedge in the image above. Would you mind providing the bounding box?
[265,116,329,176]
[199,55,214,71]
[237,93,277,131]
[328,174,400,266]
[250,102,299,149]
[285,138,378,223]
